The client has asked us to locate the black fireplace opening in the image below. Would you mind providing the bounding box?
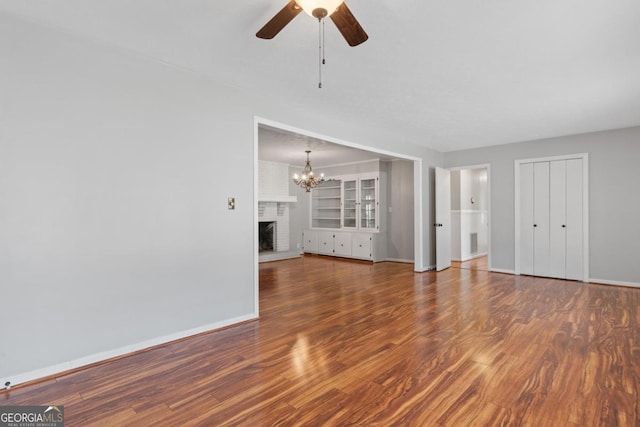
[259,221,276,252]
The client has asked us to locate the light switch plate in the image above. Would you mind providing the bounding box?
[228,197,235,210]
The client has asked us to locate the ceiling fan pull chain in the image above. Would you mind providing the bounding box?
[322,18,326,66]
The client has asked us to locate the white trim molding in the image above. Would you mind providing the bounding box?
[589,278,640,289]
[385,258,414,264]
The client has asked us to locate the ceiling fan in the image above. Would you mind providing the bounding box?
[256,0,368,47]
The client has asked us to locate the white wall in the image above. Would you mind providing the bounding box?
[288,165,311,253]
[0,11,442,383]
[444,128,640,284]
[258,160,290,198]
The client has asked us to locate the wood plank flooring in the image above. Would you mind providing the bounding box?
[3,255,640,426]
[452,255,488,272]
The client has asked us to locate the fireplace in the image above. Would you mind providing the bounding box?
[259,221,276,252]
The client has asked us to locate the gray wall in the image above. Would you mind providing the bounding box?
[386,160,415,261]
[444,128,640,284]
[450,170,461,210]
[0,11,441,382]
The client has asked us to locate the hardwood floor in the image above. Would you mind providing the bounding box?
[452,255,488,271]
[3,255,640,426]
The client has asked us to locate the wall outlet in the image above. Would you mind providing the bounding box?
[228,197,235,210]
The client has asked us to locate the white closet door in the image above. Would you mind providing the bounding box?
[534,162,550,277]
[519,163,535,275]
[549,161,567,278]
[566,159,583,280]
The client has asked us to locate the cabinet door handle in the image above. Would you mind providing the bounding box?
[562,224,566,228]
[533,224,537,227]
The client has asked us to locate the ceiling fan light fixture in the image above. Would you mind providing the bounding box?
[295,0,344,19]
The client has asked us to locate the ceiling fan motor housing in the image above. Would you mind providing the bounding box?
[312,8,328,19]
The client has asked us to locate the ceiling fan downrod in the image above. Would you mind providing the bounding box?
[318,17,326,88]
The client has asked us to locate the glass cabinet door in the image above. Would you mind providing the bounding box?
[342,179,357,228]
[360,178,377,230]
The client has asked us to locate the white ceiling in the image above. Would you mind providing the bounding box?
[2,0,639,152]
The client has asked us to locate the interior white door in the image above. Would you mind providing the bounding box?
[549,160,567,278]
[533,162,550,277]
[435,167,451,271]
[565,158,583,280]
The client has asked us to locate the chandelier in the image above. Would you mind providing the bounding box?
[293,150,325,192]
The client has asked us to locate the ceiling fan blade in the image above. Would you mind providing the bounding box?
[330,2,368,47]
[256,0,303,39]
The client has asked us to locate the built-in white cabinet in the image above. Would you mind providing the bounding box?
[342,174,379,231]
[311,173,382,231]
[311,180,342,229]
[517,155,587,281]
[304,171,386,262]
[351,233,374,259]
[302,230,386,262]
[303,230,318,253]
[334,232,352,256]
[317,231,335,255]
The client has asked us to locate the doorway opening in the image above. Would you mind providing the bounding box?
[437,164,491,273]
[254,117,425,316]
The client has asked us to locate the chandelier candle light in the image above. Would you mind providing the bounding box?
[293,150,325,192]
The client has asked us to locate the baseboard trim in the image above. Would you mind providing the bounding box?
[385,258,414,264]
[2,312,258,390]
[452,253,488,262]
[490,268,515,275]
[415,264,436,272]
[259,251,301,263]
[589,278,640,289]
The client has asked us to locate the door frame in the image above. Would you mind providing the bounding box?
[447,163,492,272]
[514,153,589,281]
